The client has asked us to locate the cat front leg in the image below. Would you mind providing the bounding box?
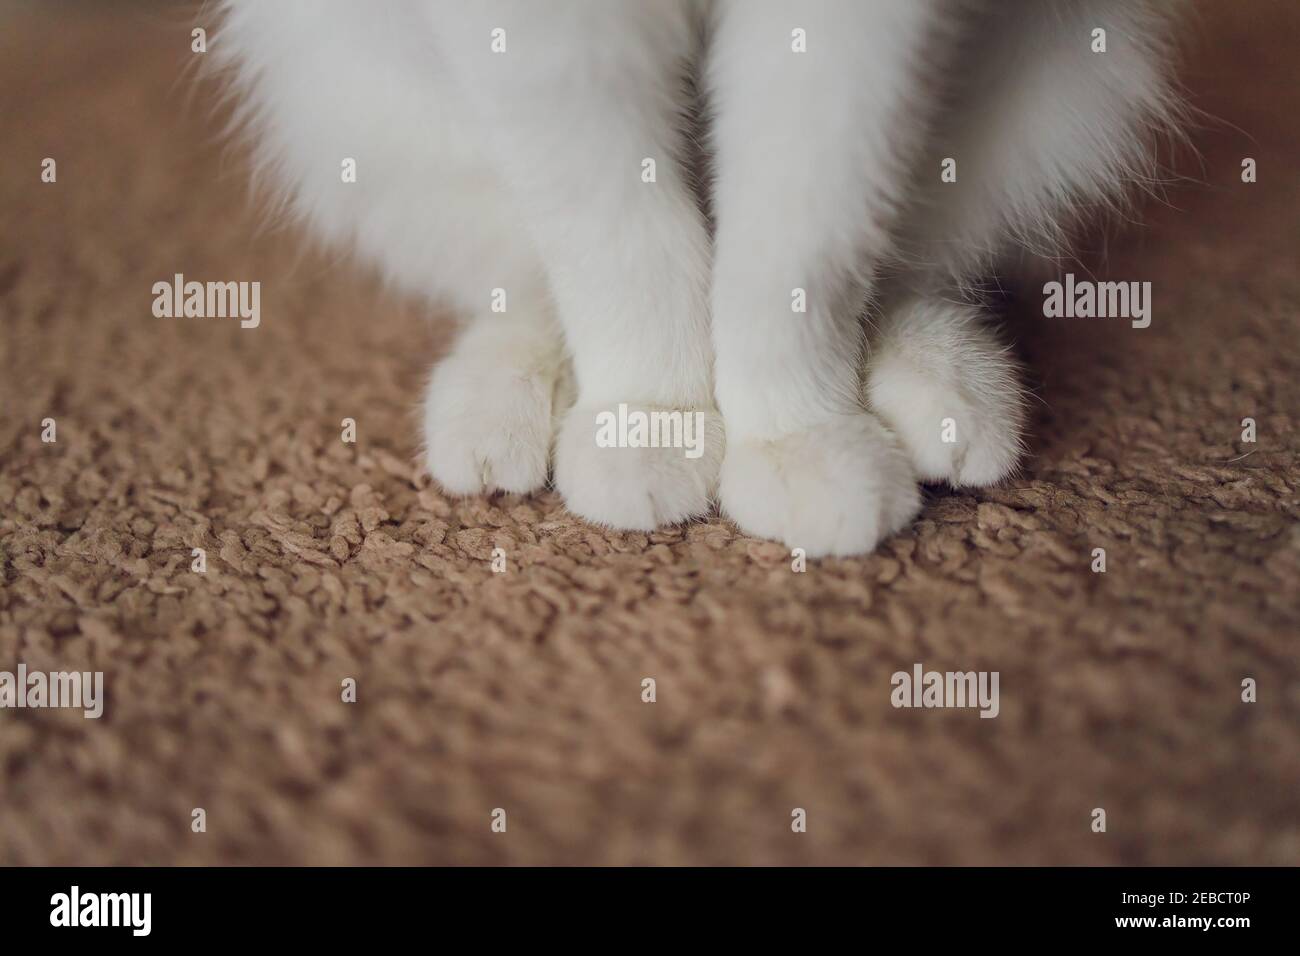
[428,0,722,530]
[707,0,953,556]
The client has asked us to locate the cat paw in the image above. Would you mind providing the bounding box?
[423,352,555,495]
[719,413,921,558]
[866,297,1025,486]
[554,403,723,530]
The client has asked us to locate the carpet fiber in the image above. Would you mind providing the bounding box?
[1,0,1297,865]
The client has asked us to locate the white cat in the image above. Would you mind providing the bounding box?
[215,0,1181,556]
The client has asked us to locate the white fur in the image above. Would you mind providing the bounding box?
[423,303,563,495]
[866,295,1026,486]
[214,0,1181,556]
[555,405,724,529]
[721,413,920,558]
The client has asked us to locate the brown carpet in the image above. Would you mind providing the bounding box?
[1,0,1297,866]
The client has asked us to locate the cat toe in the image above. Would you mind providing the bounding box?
[866,297,1026,487]
[720,413,920,558]
[423,357,555,496]
[554,403,723,530]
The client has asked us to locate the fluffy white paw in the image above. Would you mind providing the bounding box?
[423,353,555,496]
[719,413,921,558]
[866,297,1025,486]
[554,403,723,530]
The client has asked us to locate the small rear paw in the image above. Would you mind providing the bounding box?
[423,353,555,496]
[719,413,920,558]
[555,403,723,530]
[866,297,1025,486]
